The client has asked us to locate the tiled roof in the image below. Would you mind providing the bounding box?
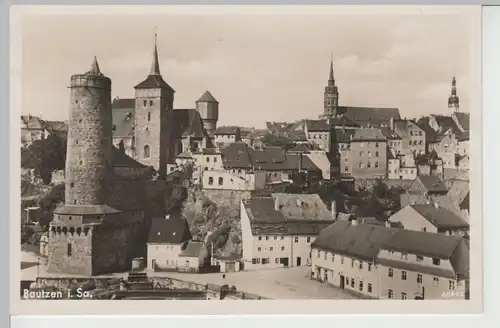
[305,119,331,132]
[21,115,45,130]
[53,204,121,216]
[416,117,438,143]
[334,128,356,143]
[215,126,240,135]
[172,108,209,139]
[179,240,206,258]
[112,107,135,138]
[221,142,254,169]
[409,204,469,229]
[459,192,469,212]
[112,147,147,168]
[196,90,218,103]
[177,151,193,159]
[327,115,360,128]
[312,221,398,262]
[393,120,421,139]
[134,74,175,92]
[416,175,448,193]
[338,106,401,127]
[313,221,469,278]
[351,128,386,142]
[380,127,401,140]
[456,131,470,141]
[287,130,307,142]
[242,194,335,235]
[453,112,470,131]
[148,217,192,244]
[112,98,135,109]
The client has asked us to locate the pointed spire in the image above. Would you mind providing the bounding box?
[328,54,335,85]
[88,56,102,75]
[149,31,161,76]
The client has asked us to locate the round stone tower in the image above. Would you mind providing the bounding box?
[65,57,113,206]
[195,90,219,135]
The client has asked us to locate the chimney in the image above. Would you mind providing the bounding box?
[351,218,358,226]
[274,197,280,211]
[390,117,395,131]
[331,200,337,219]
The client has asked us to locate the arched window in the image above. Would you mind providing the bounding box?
[143,145,150,158]
[148,112,151,122]
[218,177,223,185]
[208,177,214,185]
[149,100,153,106]
[206,157,210,163]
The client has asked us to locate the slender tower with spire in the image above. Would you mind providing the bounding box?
[134,31,175,178]
[324,54,340,117]
[448,76,460,111]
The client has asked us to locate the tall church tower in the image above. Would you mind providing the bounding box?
[134,33,175,178]
[324,56,339,117]
[448,76,460,111]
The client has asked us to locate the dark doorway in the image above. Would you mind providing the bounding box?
[296,257,302,266]
[280,257,289,267]
[339,275,345,289]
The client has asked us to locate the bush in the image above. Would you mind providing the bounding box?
[21,135,67,184]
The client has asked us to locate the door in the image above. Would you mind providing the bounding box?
[151,259,156,271]
[339,275,345,289]
[296,257,302,266]
[281,257,289,267]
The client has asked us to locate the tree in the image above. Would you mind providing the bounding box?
[164,185,188,217]
[21,134,67,184]
[37,183,65,227]
[261,133,296,150]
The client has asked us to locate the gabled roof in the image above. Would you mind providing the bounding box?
[409,204,469,229]
[413,175,448,193]
[148,217,192,244]
[172,108,209,139]
[112,106,135,138]
[338,106,401,127]
[380,127,402,140]
[178,240,206,258]
[21,115,45,130]
[351,128,386,142]
[453,112,470,132]
[196,90,218,103]
[416,117,438,143]
[311,221,398,262]
[334,128,356,143]
[221,142,254,169]
[459,192,469,212]
[393,120,422,139]
[305,119,331,132]
[112,147,147,168]
[215,126,240,135]
[287,130,307,142]
[112,98,135,109]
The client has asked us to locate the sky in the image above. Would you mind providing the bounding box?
[20,8,476,128]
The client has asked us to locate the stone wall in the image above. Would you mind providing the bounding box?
[47,227,93,276]
[203,189,252,209]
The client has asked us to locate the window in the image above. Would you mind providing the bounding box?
[419,140,423,145]
[275,258,279,264]
[351,278,355,288]
[318,251,321,258]
[351,259,355,268]
[417,274,423,283]
[270,247,274,251]
[401,271,407,280]
[218,177,223,185]
[359,261,363,270]
[359,281,364,291]
[359,162,364,168]
[281,246,285,251]
[368,151,372,157]
[208,177,214,185]
[388,268,393,277]
[368,283,372,293]
[359,151,363,156]
[206,157,210,162]
[401,293,407,300]
[367,162,371,168]
[410,131,414,136]
[67,243,72,256]
[147,112,151,121]
[416,255,424,262]
[258,236,262,241]
[294,237,299,243]
[214,157,217,163]
[70,182,74,188]
[143,100,147,107]
[324,253,327,260]
[341,257,344,264]
[257,247,261,252]
[307,237,311,243]
[143,145,150,158]
[449,281,455,290]
[281,236,284,240]
[388,289,394,299]
[432,258,441,266]
[375,142,379,148]
[265,236,269,241]
[368,264,372,271]
[274,236,277,240]
[421,227,427,232]
[344,166,349,172]
[433,277,439,286]
[401,253,408,260]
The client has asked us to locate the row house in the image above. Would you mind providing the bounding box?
[214,126,241,149]
[304,119,335,152]
[349,128,388,179]
[388,203,469,237]
[21,115,68,146]
[311,220,469,300]
[240,193,336,270]
[387,152,418,180]
[391,118,426,156]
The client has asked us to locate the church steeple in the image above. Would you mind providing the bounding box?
[448,76,460,111]
[324,55,339,117]
[149,32,161,76]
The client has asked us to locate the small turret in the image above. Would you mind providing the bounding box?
[448,76,460,111]
[196,90,219,135]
